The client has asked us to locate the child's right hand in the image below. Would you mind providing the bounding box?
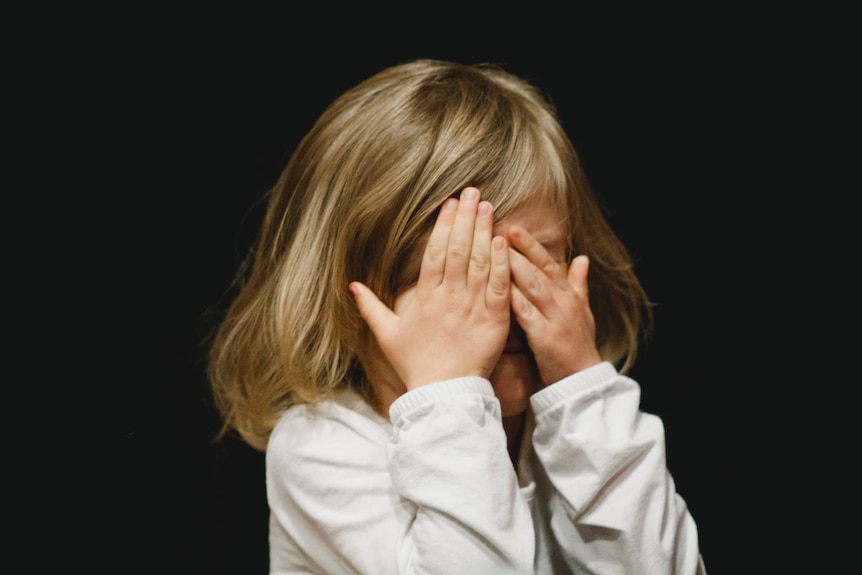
[349,187,511,390]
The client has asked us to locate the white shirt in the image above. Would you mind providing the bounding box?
[266,362,706,574]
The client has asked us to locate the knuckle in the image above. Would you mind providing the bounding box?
[424,244,447,263]
[516,297,534,317]
[470,251,489,271]
[528,271,545,294]
[447,244,470,260]
[541,259,558,275]
[488,276,509,297]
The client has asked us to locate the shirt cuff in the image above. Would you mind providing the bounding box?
[389,376,494,421]
[530,361,619,414]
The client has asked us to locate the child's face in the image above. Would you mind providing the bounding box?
[389,195,568,417]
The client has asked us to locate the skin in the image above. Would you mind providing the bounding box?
[349,187,602,462]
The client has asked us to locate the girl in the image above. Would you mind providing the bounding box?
[208,59,706,574]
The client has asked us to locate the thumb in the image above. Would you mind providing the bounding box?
[349,281,396,339]
[568,255,590,295]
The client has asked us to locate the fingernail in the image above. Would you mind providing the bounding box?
[478,201,491,216]
[462,187,479,201]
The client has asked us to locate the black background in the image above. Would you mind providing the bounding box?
[31,8,835,574]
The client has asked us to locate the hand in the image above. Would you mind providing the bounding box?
[350,187,511,390]
[507,225,602,386]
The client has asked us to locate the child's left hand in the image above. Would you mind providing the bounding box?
[507,225,602,386]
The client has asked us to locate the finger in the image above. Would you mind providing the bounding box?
[486,234,510,310]
[510,282,541,333]
[445,187,480,285]
[509,246,555,312]
[568,255,590,296]
[467,200,494,291]
[349,281,397,344]
[419,197,458,289]
[507,225,567,286]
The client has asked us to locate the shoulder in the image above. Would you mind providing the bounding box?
[265,389,400,538]
[267,389,391,474]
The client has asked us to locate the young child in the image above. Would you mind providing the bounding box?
[208,58,706,574]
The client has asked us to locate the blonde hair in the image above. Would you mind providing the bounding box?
[208,59,653,451]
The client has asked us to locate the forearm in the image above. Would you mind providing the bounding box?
[388,377,535,574]
[531,362,704,575]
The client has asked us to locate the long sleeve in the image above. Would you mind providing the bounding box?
[387,377,535,574]
[528,362,706,575]
[266,392,403,574]
[265,382,535,575]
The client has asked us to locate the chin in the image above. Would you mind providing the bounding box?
[489,352,540,417]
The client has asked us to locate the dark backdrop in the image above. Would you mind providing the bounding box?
[68,12,798,574]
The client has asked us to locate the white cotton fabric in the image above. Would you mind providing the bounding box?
[265,362,707,574]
